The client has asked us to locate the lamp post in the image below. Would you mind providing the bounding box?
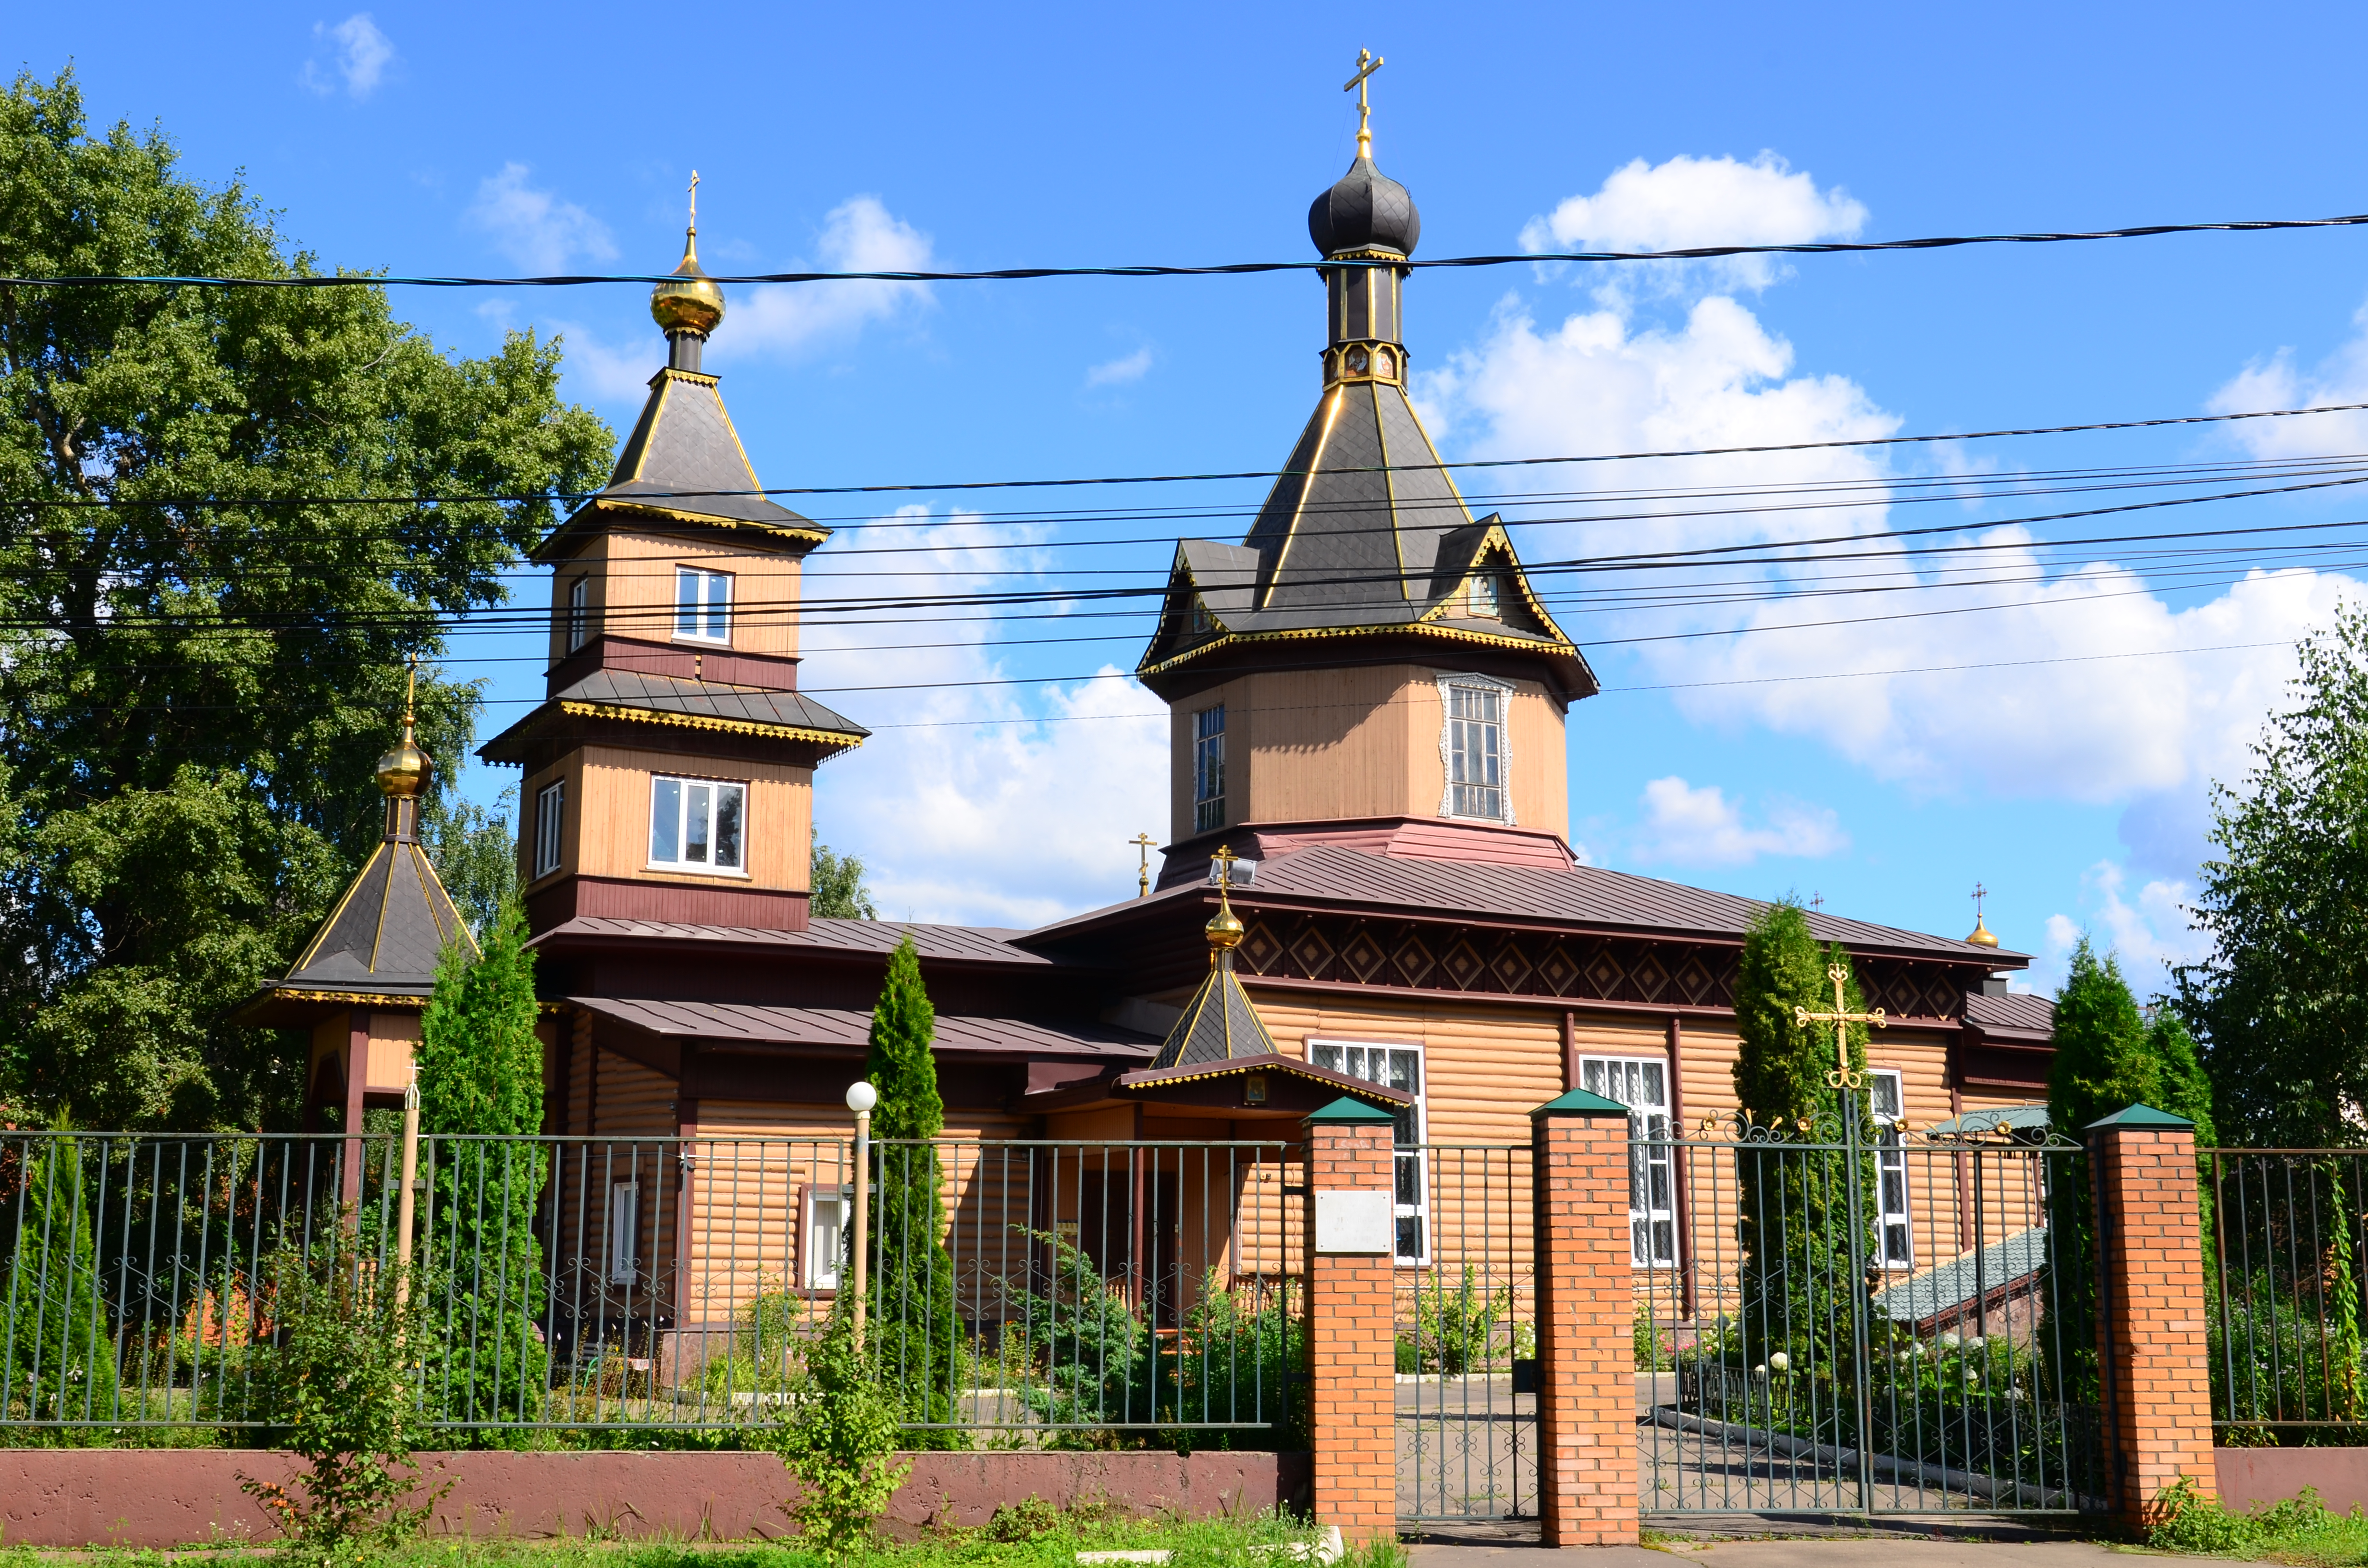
[395,1064,421,1308]
[845,1080,877,1349]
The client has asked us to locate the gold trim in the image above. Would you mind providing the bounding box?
[265,988,430,1009]
[619,375,673,484]
[367,843,396,974]
[556,698,864,749]
[1129,1057,1369,1092]
[577,500,827,543]
[409,841,480,958]
[290,844,383,974]
[1135,617,1580,681]
[1408,521,1573,646]
[1264,388,1344,609]
[1370,381,1410,601]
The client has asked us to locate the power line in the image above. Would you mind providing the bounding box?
[17,208,2368,290]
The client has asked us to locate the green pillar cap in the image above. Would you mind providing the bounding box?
[1534,1088,1630,1116]
[1305,1095,1397,1126]
[2085,1103,2195,1131]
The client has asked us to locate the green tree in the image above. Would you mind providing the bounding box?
[1729,899,1872,1368]
[0,1131,119,1424]
[0,67,610,1131]
[812,837,878,920]
[774,1301,909,1563]
[863,932,959,1436]
[2177,601,2368,1147]
[425,786,518,939]
[414,897,547,1426]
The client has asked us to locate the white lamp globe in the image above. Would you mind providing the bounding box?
[844,1080,879,1114]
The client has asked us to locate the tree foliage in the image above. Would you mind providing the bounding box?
[773,1301,908,1562]
[0,67,610,1130]
[1730,900,1872,1361]
[414,898,547,1424]
[1,1131,119,1422]
[811,836,878,921]
[863,932,958,1435]
[2177,600,2368,1147]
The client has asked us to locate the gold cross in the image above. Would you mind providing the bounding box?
[1128,832,1156,899]
[1794,962,1885,1090]
[403,652,417,729]
[1211,844,1238,891]
[688,170,700,233]
[1971,882,1989,922]
[1342,49,1383,155]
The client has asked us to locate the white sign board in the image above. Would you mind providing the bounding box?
[1314,1189,1394,1255]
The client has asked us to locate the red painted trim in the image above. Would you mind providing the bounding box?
[527,875,811,933]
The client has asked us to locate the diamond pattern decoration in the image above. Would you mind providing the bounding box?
[1393,933,1436,990]
[1925,972,1962,1019]
[1675,952,1714,1006]
[1289,924,1338,980]
[1441,940,1487,991]
[1341,927,1390,983]
[1631,949,1670,1003]
[1490,940,1533,993]
[1537,943,1579,996]
[1582,944,1625,998]
[1239,922,1283,976]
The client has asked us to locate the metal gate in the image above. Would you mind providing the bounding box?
[1638,1102,2108,1517]
[1397,1143,1537,1522]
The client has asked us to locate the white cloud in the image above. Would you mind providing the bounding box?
[468,164,616,274]
[729,197,934,358]
[2037,861,2208,998]
[301,13,395,99]
[801,509,1165,926]
[1631,776,1846,867]
[1521,152,1868,296]
[2211,296,2368,456]
[1085,347,1154,388]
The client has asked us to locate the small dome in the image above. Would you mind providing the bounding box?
[1308,154,1421,258]
[651,229,726,338]
[1966,915,2000,949]
[376,732,432,799]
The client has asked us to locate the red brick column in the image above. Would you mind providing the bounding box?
[1530,1088,1640,1546]
[1303,1098,1400,1544]
[2089,1105,2215,1529]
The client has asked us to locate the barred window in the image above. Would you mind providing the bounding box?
[1193,706,1226,832]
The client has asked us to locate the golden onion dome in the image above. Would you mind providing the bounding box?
[376,727,431,799]
[1966,914,2000,949]
[1206,894,1246,953]
[650,226,726,338]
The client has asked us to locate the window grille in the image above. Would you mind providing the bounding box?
[1193,705,1226,832]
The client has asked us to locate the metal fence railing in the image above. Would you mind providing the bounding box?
[0,1130,1300,1442]
[2208,1148,2368,1438]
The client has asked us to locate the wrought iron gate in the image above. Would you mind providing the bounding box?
[1638,1104,2108,1517]
[1397,1143,1537,1521]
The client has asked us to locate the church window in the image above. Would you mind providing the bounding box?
[1308,1039,1427,1263]
[1579,1055,1677,1268]
[533,780,565,879]
[649,775,747,872]
[1870,1068,1914,1268]
[675,565,732,644]
[1467,571,1501,619]
[1440,677,1510,822]
[1193,706,1226,832]
[802,1184,851,1291]
[565,576,592,652]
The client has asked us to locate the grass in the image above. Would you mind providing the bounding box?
[0,1502,1391,1568]
[2147,1480,2368,1565]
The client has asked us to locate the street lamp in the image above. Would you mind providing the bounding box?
[845,1081,876,1347]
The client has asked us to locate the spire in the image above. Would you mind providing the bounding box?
[650,170,727,372]
[374,657,431,842]
[1345,49,1382,161]
[1148,851,1281,1069]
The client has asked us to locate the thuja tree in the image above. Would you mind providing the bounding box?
[1729,900,1873,1376]
[2044,937,2217,1401]
[1,1131,120,1423]
[864,932,960,1437]
[415,897,547,1425]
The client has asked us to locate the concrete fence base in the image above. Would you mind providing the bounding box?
[0,1449,1313,1549]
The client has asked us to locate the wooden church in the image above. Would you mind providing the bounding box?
[254,113,2053,1333]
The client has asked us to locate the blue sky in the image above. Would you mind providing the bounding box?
[26,1,2368,993]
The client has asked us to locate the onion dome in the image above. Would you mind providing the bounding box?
[375,683,430,799]
[651,225,726,338]
[1308,155,1421,258]
[1205,886,1246,956]
[1966,913,2000,949]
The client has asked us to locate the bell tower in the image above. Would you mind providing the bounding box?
[1135,73,1596,885]
[480,184,869,932]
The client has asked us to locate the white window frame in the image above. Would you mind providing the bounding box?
[1869,1068,1913,1269]
[674,565,733,645]
[1306,1037,1427,1265]
[565,575,592,652]
[1579,1055,1679,1269]
[1193,705,1226,833]
[1436,673,1516,825]
[606,1180,641,1286]
[1467,571,1502,619]
[648,773,749,875]
[533,779,565,879]
[802,1184,852,1291]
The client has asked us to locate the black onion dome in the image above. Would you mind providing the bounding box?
[1307,155,1421,258]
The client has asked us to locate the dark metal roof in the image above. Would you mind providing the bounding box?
[571,996,1154,1059]
[1963,991,2056,1036]
[534,368,824,558]
[1028,844,2029,965]
[531,917,1071,967]
[478,668,866,765]
[1870,1228,2048,1325]
[1149,951,1281,1068]
[274,839,473,1003]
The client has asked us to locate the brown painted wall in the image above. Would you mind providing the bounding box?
[518,743,813,897]
[547,527,804,666]
[0,1449,1310,1547]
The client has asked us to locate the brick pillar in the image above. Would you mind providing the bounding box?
[1530,1087,1640,1547]
[1303,1097,1399,1544]
[2089,1104,2215,1529]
